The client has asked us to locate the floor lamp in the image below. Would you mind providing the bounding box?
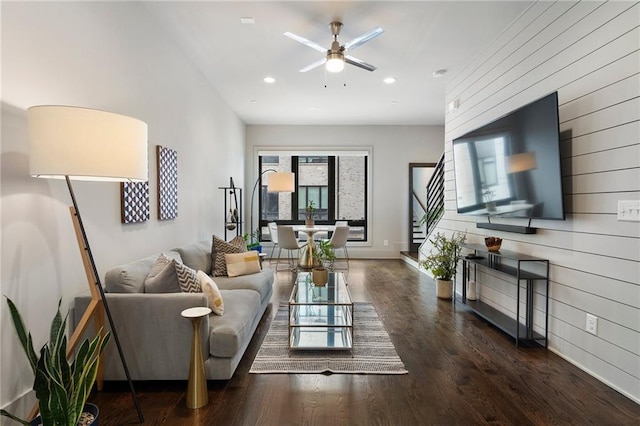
[249,170,295,241]
[28,105,146,423]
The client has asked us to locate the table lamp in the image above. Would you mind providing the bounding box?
[28,105,146,422]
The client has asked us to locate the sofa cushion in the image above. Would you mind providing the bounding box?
[225,251,261,277]
[209,289,261,358]
[106,251,182,293]
[211,235,246,277]
[214,268,273,304]
[176,241,212,275]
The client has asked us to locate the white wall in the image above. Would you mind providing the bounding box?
[246,125,444,257]
[427,1,639,402]
[1,2,245,412]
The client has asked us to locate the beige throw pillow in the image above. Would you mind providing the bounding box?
[197,270,224,315]
[225,251,261,277]
[211,235,247,276]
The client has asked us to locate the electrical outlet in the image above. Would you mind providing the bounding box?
[617,200,640,221]
[383,239,389,247]
[586,313,598,335]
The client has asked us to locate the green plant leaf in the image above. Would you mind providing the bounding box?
[3,297,110,426]
[4,297,38,373]
[0,409,30,425]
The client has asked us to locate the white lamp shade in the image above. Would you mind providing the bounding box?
[267,172,295,193]
[28,105,148,181]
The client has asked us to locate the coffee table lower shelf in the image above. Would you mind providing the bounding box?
[289,326,353,351]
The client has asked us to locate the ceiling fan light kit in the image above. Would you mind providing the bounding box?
[285,21,384,74]
[326,52,345,73]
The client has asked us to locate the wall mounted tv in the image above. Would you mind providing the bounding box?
[452,92,564,234]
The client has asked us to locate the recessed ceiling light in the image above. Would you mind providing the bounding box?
[383,77,396,84]
[432,69,447,78]
[263,76,276,84]
[240,17,255,24]
[391,100,398,105]
[251,100,257,104]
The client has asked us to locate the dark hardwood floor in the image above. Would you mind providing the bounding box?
[91,260,639,425]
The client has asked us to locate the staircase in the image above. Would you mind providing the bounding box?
[423,153,445,238]
[401,153,445,266]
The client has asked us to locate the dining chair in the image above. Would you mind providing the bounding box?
[328,225,350,271]
[275,225,301,272]
[267,222,279,262]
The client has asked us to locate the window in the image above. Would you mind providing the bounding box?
[257,152,368,241]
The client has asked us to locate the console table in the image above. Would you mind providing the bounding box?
[457,243,549,348]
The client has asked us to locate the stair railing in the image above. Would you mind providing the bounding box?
[419,153,445,252]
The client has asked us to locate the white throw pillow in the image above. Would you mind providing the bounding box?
[197,270,224,315]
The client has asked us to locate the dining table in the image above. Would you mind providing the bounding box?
[293,225,332,269]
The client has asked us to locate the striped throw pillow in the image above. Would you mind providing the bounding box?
[175,261,201,293]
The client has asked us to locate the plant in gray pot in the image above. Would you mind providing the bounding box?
[1,297,109,426]
[420,231,466,299]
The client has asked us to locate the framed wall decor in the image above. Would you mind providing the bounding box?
[120,181,150,224]
[157,145,178,220]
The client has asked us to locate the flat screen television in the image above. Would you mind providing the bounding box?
[452,92,565,225]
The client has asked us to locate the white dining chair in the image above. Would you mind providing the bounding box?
[328,225,350,270]
[275,225,301,272]
[267,222,279,262]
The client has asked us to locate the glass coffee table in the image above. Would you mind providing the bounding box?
[289,271,353,351]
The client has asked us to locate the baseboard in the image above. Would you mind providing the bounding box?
[547,347,639,404]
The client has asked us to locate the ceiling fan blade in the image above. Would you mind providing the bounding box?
[299,57,327,73]
[345,55,377,72]
[343,27,384,51]
[284,32,327,53]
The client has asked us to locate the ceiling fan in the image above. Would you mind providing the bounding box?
[284,21,384,73]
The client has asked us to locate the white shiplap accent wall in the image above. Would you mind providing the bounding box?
[436,1,639,403]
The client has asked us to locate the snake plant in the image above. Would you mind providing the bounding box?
[1,297,109,426]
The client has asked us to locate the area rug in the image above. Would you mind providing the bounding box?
[250,303,407,374]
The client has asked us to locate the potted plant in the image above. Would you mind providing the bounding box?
[243,229,262,253]
[311,240,336,286]
[420,231,466,299]
[1,297,109,426]
[305,200,316,227]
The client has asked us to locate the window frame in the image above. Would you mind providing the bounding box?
[254,148,370,244]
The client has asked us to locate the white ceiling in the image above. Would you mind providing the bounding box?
[144,1,532,126]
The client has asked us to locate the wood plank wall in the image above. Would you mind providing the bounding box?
[429,0,639,403]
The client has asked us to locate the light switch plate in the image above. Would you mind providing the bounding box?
[617,200,640,221]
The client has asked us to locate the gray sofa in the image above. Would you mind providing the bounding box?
[74,240,273,381]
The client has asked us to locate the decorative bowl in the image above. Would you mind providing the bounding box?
[484,237,502,252]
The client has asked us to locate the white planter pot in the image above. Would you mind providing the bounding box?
[436,279,453,300]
